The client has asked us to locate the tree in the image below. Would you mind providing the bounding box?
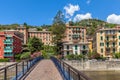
[28,37,43,53]
[113,52,120,59]
[51,10,66,54]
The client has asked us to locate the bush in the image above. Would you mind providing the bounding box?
[20,52,31,59]
[15,54,21,60]
[0,58,10,62]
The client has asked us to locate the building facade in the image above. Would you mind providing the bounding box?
[16,26,53,45]
[0,31,22,60]
[62,25,91,56]
[28,29,52,45]
[63,42,90,56]
[96,27,120,58]
[63,25,87,42]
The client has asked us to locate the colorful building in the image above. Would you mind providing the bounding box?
[62,42,90,56]
[16,26,53,45]
[62,25,91,56]
[28,29,52,45]
[96,26,120,58]
[0,30,22,61]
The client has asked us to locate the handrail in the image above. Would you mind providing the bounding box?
[0,56,44,80]
[51,57,92,80]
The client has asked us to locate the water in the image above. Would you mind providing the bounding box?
[83,71,120,80]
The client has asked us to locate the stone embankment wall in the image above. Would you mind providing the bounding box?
[64,60,120,71]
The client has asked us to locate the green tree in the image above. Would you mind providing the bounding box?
[51,10,66,54]
[113,52,120,59]
[28,37,43,53]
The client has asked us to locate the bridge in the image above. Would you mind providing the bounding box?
[0,56,91,80]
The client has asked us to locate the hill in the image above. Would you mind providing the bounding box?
[69,19,117,36]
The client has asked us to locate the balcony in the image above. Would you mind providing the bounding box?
[5,46,13,49]
[4,53,13,57]
[105,33,117,36]
[72,34,80,38]
[105,39,118,42]
[4,49,12,53]
[4,39,13,44]
[72,29,81,32]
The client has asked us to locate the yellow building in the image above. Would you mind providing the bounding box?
[96,27,120,58]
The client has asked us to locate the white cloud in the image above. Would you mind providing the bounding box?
[73,13,92,22]
[107,14,120,24]
[87,0,91,4]
[64,4,80,18]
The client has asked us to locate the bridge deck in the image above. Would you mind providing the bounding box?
[25,59,63,80]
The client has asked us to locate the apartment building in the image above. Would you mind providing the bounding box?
[96,26,120,58]
[16,26,53,45]
[16,26,28,44]
[28,29,52,45]
[0,30,22,61]
[62,25,92,56]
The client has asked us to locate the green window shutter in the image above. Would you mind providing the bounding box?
[101,36,103,40]
[75,45,78,50]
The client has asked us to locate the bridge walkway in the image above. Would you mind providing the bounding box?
[24,59,63,80]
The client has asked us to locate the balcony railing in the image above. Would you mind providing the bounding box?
[4,39,13,44]
[105,39,118,42]
[4,49,12,53]
[4,54,13,57]
[105,33,117,36]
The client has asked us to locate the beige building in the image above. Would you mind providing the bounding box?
[96,26,120,58]
[28,29,52,45]
[62,25,92,56]
[16,26,53,45]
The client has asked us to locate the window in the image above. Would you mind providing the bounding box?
[113,48,115,53]
[75,51,77,55]
[113,36,115,39]
[75,45,78,50]
[100,31,103,34]
[67,45,69,49]
[113,42,115,47]
[83,45,86,49]
[67,51,69,55]
[101,48,103,53]
[100,43,104,46]
[106,36,109,40]
[101,36,103,40]
[106,42,109,47]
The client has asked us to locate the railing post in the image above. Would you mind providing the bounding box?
[16,64,18,80]
[78,72,81,80]
[27,61,28,70]
[4,68,7,80]
[68,67,70,80]
[22,62,24,75]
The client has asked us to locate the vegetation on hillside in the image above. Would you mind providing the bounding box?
[69,19,117,36]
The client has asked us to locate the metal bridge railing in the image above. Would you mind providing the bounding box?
[0,56,43,80]
[51,57,92,80]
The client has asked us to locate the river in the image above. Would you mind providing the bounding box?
[83,71,120,80]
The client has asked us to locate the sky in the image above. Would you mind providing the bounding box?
[0,0,120,26]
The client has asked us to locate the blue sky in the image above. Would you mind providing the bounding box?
[0,0,120,26]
